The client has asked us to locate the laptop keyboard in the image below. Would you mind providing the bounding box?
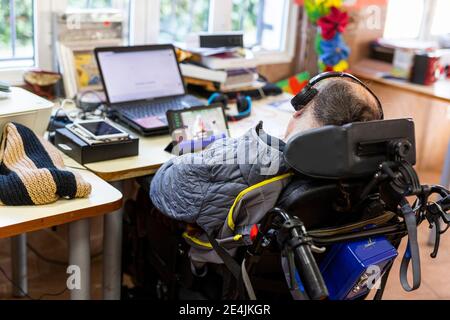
[116,96,199,120]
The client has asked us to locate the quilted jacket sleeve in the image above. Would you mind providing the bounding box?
[150,152,211,223]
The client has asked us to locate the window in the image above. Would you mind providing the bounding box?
[384,0,450,41]
[68,0,129,10]
[232,0,288,51]
[66,0,132,43]
[1,0,297,83]
[68,0,114,8]
[159,0,210,43]
[431,0,450,37]
[384,0,424,40]
[0,0,35,69]
[155,0,296,57]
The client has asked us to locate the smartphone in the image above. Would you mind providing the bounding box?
[73,120,129,141]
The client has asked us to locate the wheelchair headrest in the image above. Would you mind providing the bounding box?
[284,119,416,179]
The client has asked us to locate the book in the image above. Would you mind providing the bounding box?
[181,61,258,88]
[200,51,257,70]
[224,68,258,88]
[180,63,227,83]
[178,45,257,70]
[184,77,220,92]
[221,80,265,92]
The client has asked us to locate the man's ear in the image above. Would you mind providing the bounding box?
[293,109,305,119]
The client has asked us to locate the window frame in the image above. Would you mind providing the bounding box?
[384,0,444,42]
[1,0,36,84]
[1,0,298,85]
[133,0,299,64]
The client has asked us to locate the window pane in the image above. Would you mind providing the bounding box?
[384,0,425,39]
[431,0,450,36]
[67,0,131,43]
[232,0,287,50]
[68,0,114,9]
[159,0,210,43]
[0,0,34,68]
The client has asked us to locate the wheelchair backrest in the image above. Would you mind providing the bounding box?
[284,119,416,180]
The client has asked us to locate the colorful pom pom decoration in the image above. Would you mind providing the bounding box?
[298,0,351,73]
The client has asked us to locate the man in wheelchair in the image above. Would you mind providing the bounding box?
[145,72,450,300]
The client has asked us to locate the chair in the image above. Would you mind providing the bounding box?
[244,118,419,300]
[134,118,450,300]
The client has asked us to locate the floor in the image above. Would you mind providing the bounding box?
[0,172,449,300]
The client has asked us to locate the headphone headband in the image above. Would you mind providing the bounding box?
[291,72,384,120]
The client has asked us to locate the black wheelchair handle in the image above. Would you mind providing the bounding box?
[292,242,329,300]
[253,208,329,300]
[285,221,329,300]
[440,195,450,212]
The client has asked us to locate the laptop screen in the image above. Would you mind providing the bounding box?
[97,47,185,104]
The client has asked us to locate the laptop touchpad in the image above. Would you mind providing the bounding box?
[134,116,167,129]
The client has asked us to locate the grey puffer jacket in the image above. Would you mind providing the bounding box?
[150,122,290,233]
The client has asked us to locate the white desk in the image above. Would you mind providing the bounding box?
[0,169,123,300]
[61,94,293,299]
[82,95,293,182]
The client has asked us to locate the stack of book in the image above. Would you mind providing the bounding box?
[178,46,263,93]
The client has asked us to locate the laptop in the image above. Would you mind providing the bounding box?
[95,44,204,136]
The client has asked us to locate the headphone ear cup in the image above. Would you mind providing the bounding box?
[236,96,251,113]
[291,87,319,111]
[208,93,229,109]
[302,88,319,106]
[227,96,252,122]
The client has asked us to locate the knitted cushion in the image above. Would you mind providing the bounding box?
[0,123,91,205]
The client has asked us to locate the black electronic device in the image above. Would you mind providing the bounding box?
[199,33,244,48]
[290,72,384,120]
[55,128,139,164]
[70,120,129,141]
[166,104,229,154]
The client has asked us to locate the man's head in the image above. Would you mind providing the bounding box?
[285,77,383,141]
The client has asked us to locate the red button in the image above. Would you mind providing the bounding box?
[250,225,259,241]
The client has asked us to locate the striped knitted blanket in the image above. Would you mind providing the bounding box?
[0,123,91,206]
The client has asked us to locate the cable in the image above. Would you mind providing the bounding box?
[1,242,103,300]
[27,243,103,266]
[26,243,67,266]
[0,264,68,300]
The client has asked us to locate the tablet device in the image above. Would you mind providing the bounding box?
[72,120,129,141]
[167,104,229,154]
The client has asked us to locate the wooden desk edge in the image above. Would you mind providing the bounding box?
[0,197,123,239]
[87,165,162,182]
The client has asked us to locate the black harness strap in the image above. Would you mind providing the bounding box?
[207,234,241,279]
[399,200,421,292]
[207,233,250,299]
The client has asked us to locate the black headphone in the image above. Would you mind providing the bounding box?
[208,93,252,122]
[290,72,384,120]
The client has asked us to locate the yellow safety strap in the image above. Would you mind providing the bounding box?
[227,173,294,231]
[182,232,213,249]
